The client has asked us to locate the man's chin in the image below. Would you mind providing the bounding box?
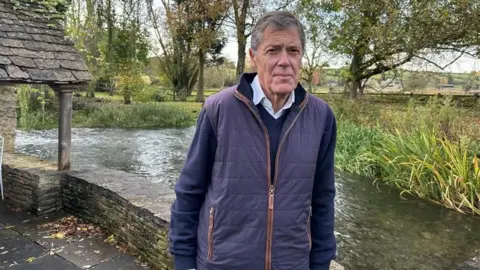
[271,84,296,95]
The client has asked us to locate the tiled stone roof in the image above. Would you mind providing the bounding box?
[0,0,92,85]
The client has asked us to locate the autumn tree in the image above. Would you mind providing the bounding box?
[147,0,228,102]
[300,0,480,99]
[191,0,230,102]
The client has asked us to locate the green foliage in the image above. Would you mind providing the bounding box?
[75,103,196,129]
[335,120,379,176]
[12,0,69,22]
[115,70,150,104]
[330,94,480,214]
[16,85,57,130]
[133,86,172,103]
[372,131,480,215]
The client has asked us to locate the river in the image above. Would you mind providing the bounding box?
[15,127,480,270]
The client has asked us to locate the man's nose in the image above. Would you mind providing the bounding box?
[277,50,290,66]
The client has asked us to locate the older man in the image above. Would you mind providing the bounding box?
[168,11,337,270]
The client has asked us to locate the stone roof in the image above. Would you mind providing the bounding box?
[0,0,92,85]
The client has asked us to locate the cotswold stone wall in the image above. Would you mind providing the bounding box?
[1,153,62,215]
[61,168,176,270]
[0,85,16,152]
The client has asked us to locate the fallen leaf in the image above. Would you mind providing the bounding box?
[1,251,8,255]
[26,257,36,263]
[52,232,65,239]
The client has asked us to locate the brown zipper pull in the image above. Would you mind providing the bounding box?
[269,185,274,209]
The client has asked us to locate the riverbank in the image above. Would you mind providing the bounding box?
[327,94,480,215]
[16,88,480,215]
[16,90,200,130]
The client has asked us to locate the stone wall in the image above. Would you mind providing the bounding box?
[61,168,176,270]
[0,85,16,152]
[1,152,62,215]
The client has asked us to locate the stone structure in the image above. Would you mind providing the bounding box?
[0,85,15,152]
[0,0,90,84]
[62,168,176,270]
[1,152,62,215]
[0,0,92,170]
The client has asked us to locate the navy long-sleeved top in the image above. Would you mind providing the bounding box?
[169,91,337,270]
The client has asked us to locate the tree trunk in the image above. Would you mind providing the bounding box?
[236,36,247,81]
[87,80,95,98]
[196,50,205,103]
[349,48,362,99]
[106,0,114,96]
[350,80,359,99]
[124,91,131,104]
[307,72,313,94]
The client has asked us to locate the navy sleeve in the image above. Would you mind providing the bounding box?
[168,108,217,270]
[309,106,337,270]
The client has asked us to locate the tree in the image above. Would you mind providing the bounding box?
[301,0,480,99]
[191,0,230,102]
[113,0,150,104]
[65,0,108,98]
[147,0,199,101]
[147,0,228,102]
[295,2,329,94]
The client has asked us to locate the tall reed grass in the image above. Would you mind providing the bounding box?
[331,95,480,215]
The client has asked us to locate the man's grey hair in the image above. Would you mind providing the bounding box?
[251,11,306,54]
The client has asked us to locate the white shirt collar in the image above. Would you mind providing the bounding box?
[251,75,295,119]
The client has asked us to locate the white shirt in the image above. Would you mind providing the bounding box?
[251,75,295,119]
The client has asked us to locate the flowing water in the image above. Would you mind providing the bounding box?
[15,127,480,270]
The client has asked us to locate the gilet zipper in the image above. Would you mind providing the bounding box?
[234,90,308,270]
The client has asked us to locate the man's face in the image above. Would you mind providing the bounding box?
[249,26,303,96]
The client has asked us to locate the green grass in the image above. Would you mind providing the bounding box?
[73,103,198,129]
[17,87,202,130]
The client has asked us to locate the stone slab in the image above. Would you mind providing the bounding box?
[26,228,82,251]
[66,169,176,222]
[0,205,34,228]
[0,236,47,268]
[0,206,64,235]
[0,224,19,240]
[56,237,122,269]
[90,253,149,270]
[8,254,80,269]
[12,211,65,234]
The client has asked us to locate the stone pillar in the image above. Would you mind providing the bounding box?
[0,85,16,152]
[51,84,85,171]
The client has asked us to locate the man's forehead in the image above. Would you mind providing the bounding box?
[261,28,301,46]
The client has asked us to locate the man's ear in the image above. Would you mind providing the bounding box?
[248,48,256,68]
